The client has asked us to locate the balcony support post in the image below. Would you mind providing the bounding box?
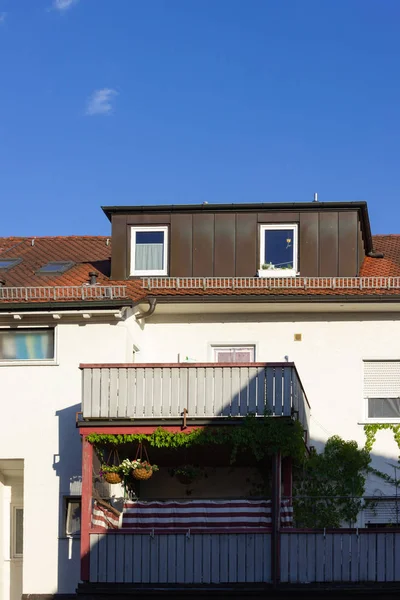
[81,435,93,582]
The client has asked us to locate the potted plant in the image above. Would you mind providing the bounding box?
[257,263,297,278]
[120,458,159,481]
[99,464,123,485]
[132,458,159,480]
[171,465,203,485]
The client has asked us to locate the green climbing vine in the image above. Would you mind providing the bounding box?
[293,426,400,526]
[293,436,371,528]
[364,423,400,487]
[364,423,400,455]
[86,414,306,465]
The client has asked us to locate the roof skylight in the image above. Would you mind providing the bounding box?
[0,258,22,270]
[37,261,74,274]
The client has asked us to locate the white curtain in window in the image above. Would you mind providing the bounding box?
[216,351,234,363]
[215,348,255,363]
[368,397,400,418]
[135,244,163,271]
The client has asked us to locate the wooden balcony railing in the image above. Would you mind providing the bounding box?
[80,362,310,433]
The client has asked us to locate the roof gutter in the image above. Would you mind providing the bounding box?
[0,299,133,312]
[358,203,374,254]
[102,201,371,220]
[367,250,384,259]
[0,308,126,319]
[136,294,400,305]
[135,298,157,320]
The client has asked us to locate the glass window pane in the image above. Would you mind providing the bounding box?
[38,262,74,274]
[215,347,255,363]
[215,350,234,363]
[66,500,81,536]
[368,398,400,418]
[0,259,21,270]
[264,229,294,269]
[135,231,164,271]
[0,329,54,360]
[14,508,23,556]
[234,350,254,363]
[136,231,164,245]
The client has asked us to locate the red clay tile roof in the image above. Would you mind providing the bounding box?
[0,234,400,305]
[360,235,400,277]
[0,236,112,287]
[0,238,27,254]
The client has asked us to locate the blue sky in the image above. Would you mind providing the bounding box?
[0,0,399,236]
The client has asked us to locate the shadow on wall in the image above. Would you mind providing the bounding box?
[53,403,82,598]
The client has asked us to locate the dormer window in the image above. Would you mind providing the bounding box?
[258,224,298,277]
[130,226,168,276]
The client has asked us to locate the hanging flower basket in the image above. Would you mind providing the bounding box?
[102,471,122,484]
[130,443,159,481]
[132,460,155,480]
[176,473,193,485]
[99,447,122,484]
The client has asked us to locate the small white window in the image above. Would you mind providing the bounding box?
[12,507,23,558]
[213,346,255,363]
[259,224,298,277]
[0,328,54,362]
[130,226,168,276]
[65,497,81,537]
[364,360,400,421]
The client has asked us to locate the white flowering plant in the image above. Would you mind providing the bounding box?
[119,458,159,475]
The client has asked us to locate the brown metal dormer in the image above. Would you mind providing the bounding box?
[102,201,374,280]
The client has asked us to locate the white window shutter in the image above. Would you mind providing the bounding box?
[364,499,400,525]
[364,361,400,398]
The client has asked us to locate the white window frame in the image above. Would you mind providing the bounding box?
[0,326,57,367]
[65,496,81,538]
[363,359,400,423]
[259,223,298,277]
[212,345,256,363]
[11,506,23,559]
[130,226,168,276]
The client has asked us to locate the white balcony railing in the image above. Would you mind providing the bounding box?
[142,276,400,291]
[80,362,310,434]
[0,285,127,302]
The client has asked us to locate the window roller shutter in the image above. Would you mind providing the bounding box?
[364,499,400,524]
[364,361,400,398]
